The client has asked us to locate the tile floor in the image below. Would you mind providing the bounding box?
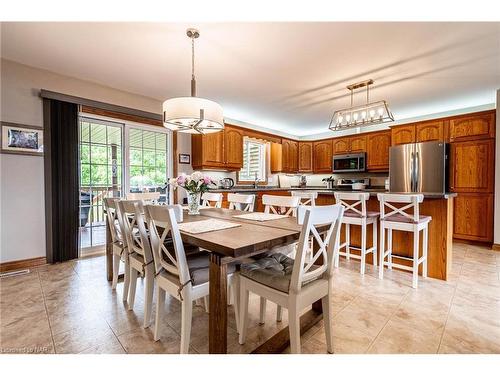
[1,242,499,354]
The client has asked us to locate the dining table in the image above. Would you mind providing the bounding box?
[105,206,327,354]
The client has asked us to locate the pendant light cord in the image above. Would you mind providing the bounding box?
[190,36,197,97]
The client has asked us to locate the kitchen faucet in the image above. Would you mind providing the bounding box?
[254,172,259,188]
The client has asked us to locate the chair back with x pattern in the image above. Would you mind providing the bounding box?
[103,197,122,244]
[291,191,318,207]
[377,193,424,223]
[227,193,255,212]
[126,192,161,204]
[262,194,300,217]
[290,204,344,294]
[334,192,370,217]
[118,200,153,266]
[146,205,191,286]
[201,192,223,208]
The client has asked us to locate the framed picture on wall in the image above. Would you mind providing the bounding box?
[0,122,44,156]
[179,153,191,164]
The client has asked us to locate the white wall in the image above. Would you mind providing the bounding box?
[0,59,162,263]
[494,88,500,246]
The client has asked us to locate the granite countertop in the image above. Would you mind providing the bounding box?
[210,186,456,199]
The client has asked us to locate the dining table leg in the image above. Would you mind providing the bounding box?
[209,252,228,354]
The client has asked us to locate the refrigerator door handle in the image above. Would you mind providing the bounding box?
[414,151,420,192]
[410,151,415,192]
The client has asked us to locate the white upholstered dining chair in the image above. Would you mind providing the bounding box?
[201,192,223,208]
[227,193,255,212]
[238,204,344,354]
[146,204,240,354]
[118,199,156,328]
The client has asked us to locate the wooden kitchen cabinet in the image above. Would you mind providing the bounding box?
[224,126,244,169]
[313,139,332,173]
[450,139,494,193]
[449,112,495,142]
[270,142,283,173]
[366,130,391,171]
[332,135,366,154]
[416,120,445,143]
[298,142,313,173]
[191,125,243,170]
[282,138,298,173]
[391,124,416,145]
[332,137,350,154]
[453,193,494,242]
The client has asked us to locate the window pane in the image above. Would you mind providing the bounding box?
[81,122,90,143]
[155,168,167,185]
[143,149,156,167]
[90,123,107,144]
[156,133,167,150]
[129,166,143,188]
[107,126,122,145]
[129,128,142,148]
[80,144,90,164]
[155,151,166,168]
[91,145,108,164]
[143,167,156,187]
[91,164,108,185]
[239,140,266,181]
[143,131,156,149]
[80,164,90,186]
[129,148,142,166]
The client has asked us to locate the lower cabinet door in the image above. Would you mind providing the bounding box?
[453,193,493,242]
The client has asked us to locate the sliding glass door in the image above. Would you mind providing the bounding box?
[78,116,171,254]
[79,117,123,252]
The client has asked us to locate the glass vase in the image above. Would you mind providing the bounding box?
[187,191,201,215]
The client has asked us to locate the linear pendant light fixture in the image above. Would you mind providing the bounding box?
[329,79,394,131]
[163,28,224,134]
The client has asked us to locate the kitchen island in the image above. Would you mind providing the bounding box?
[212,187,455,281]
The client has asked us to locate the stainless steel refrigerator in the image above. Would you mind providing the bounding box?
[389,141,449,193]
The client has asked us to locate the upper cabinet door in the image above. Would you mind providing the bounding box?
[289,140,299,172]
[366,131,391,171]
[202,131,225,167]
[449,113,495,142]
[391,124,416,146]
[298,142,313,172]
[281,139,291,172]
[450,139,494,193]
[349,135,367,153]
[224,126,243,169]
[313,139,332,173]
[416,120,445,143]
[332,138,350,154]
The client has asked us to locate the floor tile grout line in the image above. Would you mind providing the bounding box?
[36,269,58,354]
[436,259,462,353]
[364,287,411,353]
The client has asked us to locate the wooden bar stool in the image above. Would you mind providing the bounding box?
[334,192,379,275]
[377,193,431,289]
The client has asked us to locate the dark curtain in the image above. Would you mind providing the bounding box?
[43,99,79,263]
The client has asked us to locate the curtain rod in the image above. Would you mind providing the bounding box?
[39,89,162,121]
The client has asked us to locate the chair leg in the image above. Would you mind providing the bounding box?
[412,229,420,289]
[423,226,428,278]
[143,267,154,328]
[388,229,393,270]
[288,301,300,354]
[322,293,334,354]
[203,296,209,313]
[180,297,193,354]
[239,282,250,345]
[379,224,385,280]
[153,287,165,341]
[259,297,267,325]
[128,267,138,310]
[232,274,240,334]
[360,223,367,275]
[112,253,120,290]
[276,305,283,322]
[372,220,378,268]
[122,256,130,302]
[345,224,350,260]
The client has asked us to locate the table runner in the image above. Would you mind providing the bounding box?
[177,219,241,234]
[232,212,288,221]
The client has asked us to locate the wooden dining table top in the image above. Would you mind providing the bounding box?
[177,208,302,260]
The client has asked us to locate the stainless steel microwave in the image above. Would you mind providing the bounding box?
[332,153,366,173]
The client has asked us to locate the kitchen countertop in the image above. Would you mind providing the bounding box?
[210,186,457,199]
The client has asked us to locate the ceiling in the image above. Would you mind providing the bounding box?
[1,22,500,137]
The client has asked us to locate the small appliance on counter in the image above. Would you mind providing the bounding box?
[337,178,370,190]
[299,175,307,188]
[322,176,335,189]
[278,174,292,188]
[219,177,234,189]
[332,153,366,173]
